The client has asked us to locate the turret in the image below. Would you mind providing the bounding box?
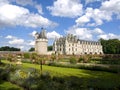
[35,28,48,55]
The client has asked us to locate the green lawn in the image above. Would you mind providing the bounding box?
[0,80,23,90]
[2,60,120,88]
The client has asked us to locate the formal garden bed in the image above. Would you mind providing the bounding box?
[0,60,120,90]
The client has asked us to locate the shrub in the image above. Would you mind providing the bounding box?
[22,59,32,64]
[0,68,10,80]
[23,53,30,59]
[69,57,77,64]
[78,57,84,63]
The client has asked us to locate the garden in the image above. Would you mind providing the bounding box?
[0,53,120,90]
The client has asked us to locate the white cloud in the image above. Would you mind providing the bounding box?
[5,35,25,45]
[75,15,90,26]
[47,31,62,39]
[5,35,35,51]
[98,33,120,40]
[93,28,104,34]
[0,2,57,28]
[85,0,106,5]
[23,14,58,28]
[9,38,24,45]
[76,0,120,27]
[66,27,93,40]
[29,30,37,37]
[0,4,29,19]
[15,0,43,14]
[101,0,120,19]
[35,5,43,14]
[0,0,9,5]
[75,7,112,26]
[19,46,24,50]
[28,40,35,46]
[0,3,29,27]
[47,0,83,18]
[65,26,106,40]
[15,0,34,6]
[5,35,15,39]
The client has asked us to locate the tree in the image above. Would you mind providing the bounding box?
[30,53,37,63]
[0,46,20,51]
[100,39,120,54]
[7,54,14,67]
[47,46,53,51]
[38,56,46,76]
[31,53,46,76]
[29,47,35,52]
[51,53,56,62]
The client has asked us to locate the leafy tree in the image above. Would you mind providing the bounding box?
[31,53,46,76]
[30,53,37,63]
[51,53,56,62]
[29,47,35,52]
[100,39,120,54]
[47,46,53,51]
[0,46,20,51]
[38,56,46,76]
[7,54,14,67]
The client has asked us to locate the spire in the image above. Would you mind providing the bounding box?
[39,28,47,39]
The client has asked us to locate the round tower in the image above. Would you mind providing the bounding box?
[35,28,48,55]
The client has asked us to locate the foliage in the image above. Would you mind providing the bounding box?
[30,53,37,63]
[28,47,35,52]
[48,61,120,73]
[1,60,120,89]
[78,57,84,63]
[23,53,30,59]
[100,39,120,54]
[0,46,20,51]
[51,53,56,61]
[69,57,77,64]
[22,59,32,64]
[47,45,53,51]
[78,55,91,63]
[7,54,14,62]
[0,80,23,90]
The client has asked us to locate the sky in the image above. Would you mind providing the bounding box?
[0,0,120,51]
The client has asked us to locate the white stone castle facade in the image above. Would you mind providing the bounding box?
[35,29,103,55]
[53,34,103,55]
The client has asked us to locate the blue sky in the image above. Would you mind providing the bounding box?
[0,0,120,51]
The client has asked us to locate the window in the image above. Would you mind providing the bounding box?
[72,44,74,46]
[76,48,77,51]
[72,47,74,51]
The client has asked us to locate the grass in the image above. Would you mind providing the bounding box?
[0,80,23,90]
[3,60,120,77]
[2,60,120,88]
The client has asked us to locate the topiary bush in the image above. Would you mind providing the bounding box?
[69,57,77,64]
[78,57,84,63]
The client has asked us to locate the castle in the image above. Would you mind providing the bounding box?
[35,28,103,55]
